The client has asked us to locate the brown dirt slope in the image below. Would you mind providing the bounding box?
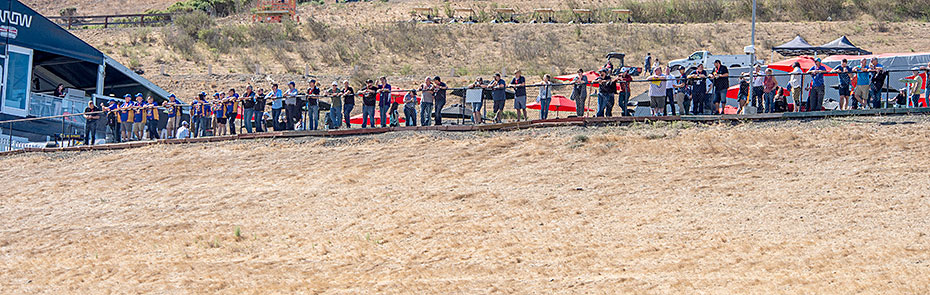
[1,116,930,293]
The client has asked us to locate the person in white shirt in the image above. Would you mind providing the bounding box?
[536,74,553,119]
[788,62,803,112]
[664,68,677,115]
[751,65,765,113]
[176,121,191,139]
[648,68,667,116]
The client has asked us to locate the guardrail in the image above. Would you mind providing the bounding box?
[47,13,174,29]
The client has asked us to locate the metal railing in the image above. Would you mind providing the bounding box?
[48,13,174,29]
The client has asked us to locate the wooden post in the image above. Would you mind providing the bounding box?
[208,64,213,76]
[304,65,309,77]
[67,17,72,29]
[160,65,166,76]
[140,15,145,27]
[104,16,109,28]
[255,64,261,75]
[451,67,456,77]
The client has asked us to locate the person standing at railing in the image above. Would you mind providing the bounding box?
[593,69,619,117]
[750,65,764,114]
[253,88,266,132]
[618,70,633,117]
[361,79,378,128]
[241,86,256,133]
[569,69,588,117]
[307,80,321,131]
[143,96,160,140]
[403,89,418,126]
[788,62,803,111]
[117,94,132,141]
[537,74,553,120]
[163,94,183,139]
[327,82,342,130]
[674,67,689,115]
[736,73,750,115]
[419,77,435,126]
[833,59,853,110]
[284,82,300,131]
[763,69,778,113]
[511,71,527,122]
[201,94,213,136]
[225,88,239,135]
[377,77,392,128]
[469,77,485,124]
[664,67,676,116]
[190,94,202,137]
[433,76,448,126]
[710,60,730,115]
[489,73,507,123]
[342,80,355,129]
[132,93,145,140]
[688,64,709,115]
[853,59,871,110]
[83,100,100,145]
[213,93,228,136]
[268,84,284,131]
[104,99,120,143]
[868,57,885,109]
[647,67,667,116]
[807,58,828,112]
[908,67,923,108]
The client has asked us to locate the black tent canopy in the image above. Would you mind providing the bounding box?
[818,36,871,55]
[773,35,870,57]
[772,35,818,56]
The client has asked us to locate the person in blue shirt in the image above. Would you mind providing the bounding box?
[868,57,885,109]
[225,88,240,135]
[212,93,227,136]
[201,95,212,137]
[807,58,828,112]
[377,76,392,128]
[225,88,239,135]
[104,99,121,143]
[190,92,205,137]
[143,96,160,140]
[832,59,853,110]
[489,73,507,123]
[163,94,183,139]
[853,59,871,109]
[117,94,133,142]
[132,93,145,140]
[267,84,284,131]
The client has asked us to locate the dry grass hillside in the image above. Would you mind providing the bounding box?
[2,116,930,293]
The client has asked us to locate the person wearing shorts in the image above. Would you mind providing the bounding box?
[131,94,145,140]
[511,70,527,121]
[853,59,871,109]
[711,60,730,115]
[647,68,667,116]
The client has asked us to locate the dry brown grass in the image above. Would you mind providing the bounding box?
[2,116,930,293]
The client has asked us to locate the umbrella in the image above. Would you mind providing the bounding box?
[767,56,837,76]
[349,109,405,125]
[526,95,594,117]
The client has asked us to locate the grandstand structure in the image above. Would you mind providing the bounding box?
[252,0,300,23]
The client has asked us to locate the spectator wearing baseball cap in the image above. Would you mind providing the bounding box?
[285,81,300,130]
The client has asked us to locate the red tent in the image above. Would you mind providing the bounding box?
[767,56,836,76]
[349,110,405,125]
[526,95,593,112]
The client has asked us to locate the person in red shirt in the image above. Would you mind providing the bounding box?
[617,71,633,116]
